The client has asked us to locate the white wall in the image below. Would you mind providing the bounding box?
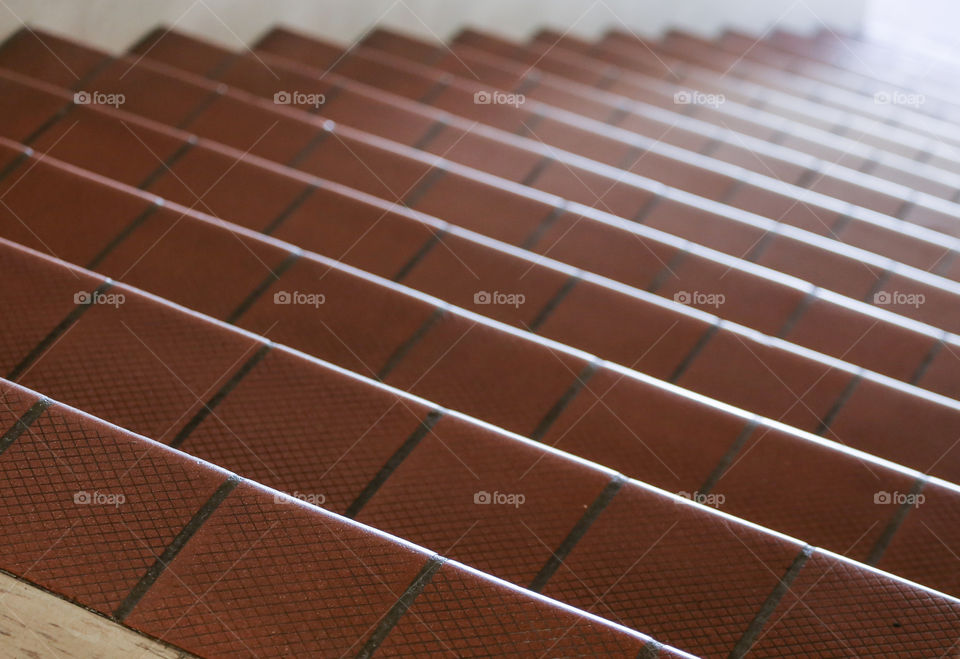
[0,0,869,54]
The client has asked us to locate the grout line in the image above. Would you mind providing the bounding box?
[137,137,198,190]
[344,409,444,519]
[602,103,630,127]
[528,274,580,333]
[728,544,813,659]
[668,321,720,384]
[742,227,778,262]
[529,359,599,442]
[512,73,542,97]
[718,179,746,206]
[113,473,241,622]
[261,183,318,236]
[0,149,32,187]
[814,372,863,437]
[377,307,446,382]
[646,248,690,294]
[416,76,451,105]
[168,344,272,449]
[175,88,226,131]
[519,155,553,187]
[411,118,448,151]
[698,137,725,158]
[866,476,928,566]
[698,418,760,496]
[792,164,822,190]
[775,286,818,338]
[909,334,946,386]
[224,250,301,325]
[204,52,242,81]
[0,397,54,457]
[637,639,663,659]
[519,201,567,251]
[286,126,334,170]
[631,194,663,224]
[402,168,447,209]
[85,200,163,270]
[20,102,75,148]
[528,473,627,593]
[864,268,893,304]
[391,229,446,283]
[355,554,446,659]
[515,112,544,139]
[6,280,114,381]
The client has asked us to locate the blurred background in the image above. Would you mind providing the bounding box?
[0,0,916,52]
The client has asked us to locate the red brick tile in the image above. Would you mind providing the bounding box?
[179,347,429,514]
[427,84,531,133]
[419,124,543,183]
[807,175,904,217]
[711,423,918,562]
[253,27,343,68]
[643,199,770,257]
[542,480,804,658]
[380,561,650,656]
[186,94,322,164]
[529,160,656,218]
[322,90,438,147]
[30,105,187,186]
[525,117,637,167]
[723,184,846,236]
[540,367,750,492]
[125,480,431,657]
[828,379,960,482]
[271,184,435,278]
[295,131,434,201]
[874,272,960,334]
[332,55,438,100]
[94,204,292,320]
[527,212,679,290]
[233,258,437,379]
[357,413,612,584]
[411,174,557,245]
[654,257,808,335]
[400,233,571,327]
[0,29,106,89]
[753,235,886,300]
[536,281,712,378]
[837,220,953,273]
[877,481,960,597]
[144,146,310,232]
[0,401,228,613]
[0,156,151,266]
[915,344,960,400]
[0,76,72,143]
[750,551,960,656]
[14,279,262,443]
[383,313,589,436]
[675,328,855,432]
[616,112,715,153]
[0,378,41,429]
[708,141,810,184]
[624,153,736,201]
[128,28,232,76]
[782,297,938,382]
